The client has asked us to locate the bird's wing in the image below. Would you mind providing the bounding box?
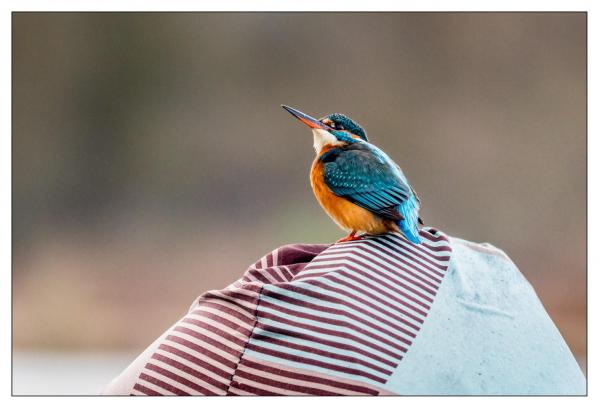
[322,143,417,222]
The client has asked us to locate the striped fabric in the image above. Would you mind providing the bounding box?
[131,228,452,396]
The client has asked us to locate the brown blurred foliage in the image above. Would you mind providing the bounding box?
[12,13,586,370]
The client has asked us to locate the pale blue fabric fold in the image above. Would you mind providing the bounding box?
[384,237,586,395]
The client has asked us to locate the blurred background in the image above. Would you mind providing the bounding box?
[12,13,586,394]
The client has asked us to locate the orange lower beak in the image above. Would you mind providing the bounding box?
[282,105,333,131]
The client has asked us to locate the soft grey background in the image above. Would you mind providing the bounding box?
[12,13,586,393]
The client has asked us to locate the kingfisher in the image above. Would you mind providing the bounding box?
[282,105,423,244]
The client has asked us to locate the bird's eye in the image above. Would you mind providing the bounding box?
[336,123,345,130]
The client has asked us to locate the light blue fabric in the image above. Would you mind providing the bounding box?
[384,237,586,395]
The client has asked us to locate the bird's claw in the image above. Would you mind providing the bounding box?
[336,233,365,243]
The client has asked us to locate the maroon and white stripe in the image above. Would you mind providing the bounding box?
[132,229,451,395]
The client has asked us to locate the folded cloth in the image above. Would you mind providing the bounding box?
[103,228,586,395]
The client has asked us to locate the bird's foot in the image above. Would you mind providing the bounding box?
[336,231,365,243]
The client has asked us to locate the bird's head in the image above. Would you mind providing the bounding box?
[282,105,368,153]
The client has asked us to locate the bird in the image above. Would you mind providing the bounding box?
[282,105,423,244]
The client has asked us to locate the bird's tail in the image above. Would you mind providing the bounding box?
[397,195,422,244]
[399,220,422,244]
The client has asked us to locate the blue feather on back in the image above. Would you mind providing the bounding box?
[321,141,422,244]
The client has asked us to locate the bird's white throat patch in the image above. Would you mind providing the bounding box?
[312,129,340,153]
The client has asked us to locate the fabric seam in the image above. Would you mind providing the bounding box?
[224,282,266,395]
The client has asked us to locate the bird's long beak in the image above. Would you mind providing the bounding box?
[281,105,333,131]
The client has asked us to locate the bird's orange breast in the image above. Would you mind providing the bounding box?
[310,147,396,234]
